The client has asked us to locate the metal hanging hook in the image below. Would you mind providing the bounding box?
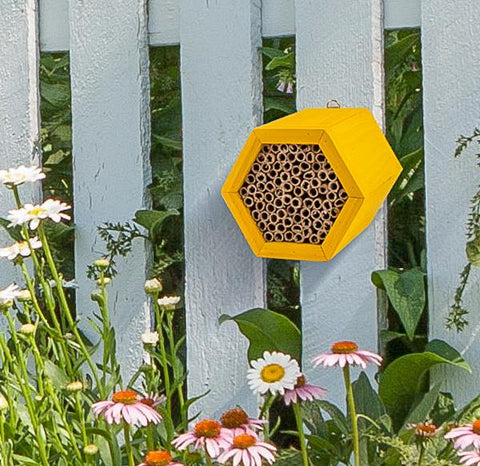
[326,99,341,108]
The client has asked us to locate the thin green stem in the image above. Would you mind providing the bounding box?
[38,225,103,395]
[343,366,360,466]
[154,302,174,440]
[292,403,309,466]
[259,393,276,441]
[418,443,425,466]
[205,454,213,466]
[123,424,135,466]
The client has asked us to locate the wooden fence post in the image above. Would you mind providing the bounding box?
[0,0,41,284]
[69,0,151,382]
[295,0,386,407]
[180,0,266,417]
[423,1,480,404]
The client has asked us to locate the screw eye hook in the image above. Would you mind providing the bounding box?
[326,99,341,108]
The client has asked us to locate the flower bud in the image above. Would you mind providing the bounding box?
[20,323,35,335]
[84,444,99,456]
[66,381,84,393]
[467,238,480,266]
[90,290,103,303]
[157,296,181,311]
[0,394,8,411]
[141,331,159,346]
[0,300,13,311]
[93,258,110,268]
[96,277,111,286]
[17,289,32,302]
[144,278,163,295]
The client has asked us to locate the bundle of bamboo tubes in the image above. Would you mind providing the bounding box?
[240,143,348,245]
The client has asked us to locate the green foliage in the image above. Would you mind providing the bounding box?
[219,308,301,361]
[378,340,470,431]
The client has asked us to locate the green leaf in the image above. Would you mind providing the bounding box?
[219,308,301,361]
[44,360,69,390]
[265,96,296,115]
[133,209,179,240]
[400,382,442,433]
[265,52,295,71]
[371,268,425,340]
[152,135,182,151]
[315,400,350,435]
[379,342,470,430]
[261,46,287,59]
[353,372,386,423]
[426,339,471,372]
[380,330,406,346]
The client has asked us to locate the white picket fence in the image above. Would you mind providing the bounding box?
[1,0,479,417]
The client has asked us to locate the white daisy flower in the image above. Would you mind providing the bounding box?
[8,199,71,230]
[157,296,181,309]
[0,237,42,260]
[0,165,45,186]
[0,284,20,308]
[141,331,159,346]
[247,351,301,396]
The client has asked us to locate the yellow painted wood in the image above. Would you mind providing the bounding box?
[222,107,402,261]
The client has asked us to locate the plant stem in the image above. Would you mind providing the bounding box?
[38,225,104,395]
[343,366,360,466]
[123,424,135,466]
[418,444,425,466]
[259,393,276,441]
[292,403,309,466]
[205,454,213,466]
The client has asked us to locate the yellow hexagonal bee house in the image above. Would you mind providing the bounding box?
[222,108,402,261]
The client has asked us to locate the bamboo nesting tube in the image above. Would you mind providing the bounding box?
[256,172,267,183]
[326,190,337,202]
[264,231,274,242]
[239,186,248,197]
[243,196,255,209]
[273,231,285,242]
[277,208,287,220]
[264,192,274,203]
[334,198,345,208]
[290,197,302,209]
[318,169,328,182]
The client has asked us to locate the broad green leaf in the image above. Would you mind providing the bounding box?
[265,52,294,71]
[261,46,287,59]
[380,329,406,346]
[133,209,179,238]
[44,360,69,390]
[264,96,296,115]
[385,31,420,69]
[153,135,182,151]
[371,268,425,340]
[426,339,471,372]
[219,308,301,361]
[400,382,442,433]
[353,372,386,423]
[315,400,350,435]
[379,342,470,430]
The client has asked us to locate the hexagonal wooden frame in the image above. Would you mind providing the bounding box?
[222,108,402,261]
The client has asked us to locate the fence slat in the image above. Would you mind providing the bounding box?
[295,0,386,407]
[423,1,480,404]
[0,0,41,283]
[69,0,151,382]
[180,0,265,417]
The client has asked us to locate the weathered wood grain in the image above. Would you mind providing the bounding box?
[69,0,152,382]
[423,0,480,404]
[295,0,386,407]
[0,0,41,284]
[180,0,265,417]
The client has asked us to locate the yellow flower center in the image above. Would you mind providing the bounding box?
[27,207,46,216]
[221,408,249,428]
[17,241,28,249]
[112,390,138,404]
[145,451,172,466]
[195,419,221,438]
[260,363,285,383]
[473,420,480,435]
[331,341,358,354]
[233,434,256,449]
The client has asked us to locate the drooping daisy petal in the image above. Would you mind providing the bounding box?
[283,375,326,406]
[91,390,162,427]
[172,419,229,458]
[217,433,277,466]
[247,351,301,396]
[312,341,382,369]
[0,166,45,186]
[0,284,20,308]
[0,237,42,261]
[445,420,480,450]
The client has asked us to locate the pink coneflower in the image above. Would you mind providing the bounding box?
[407,421,440,438]
[217,433,276,465]
[283,375,326,406]
[92,390,162,427]
[220,407,265,436]
[138,450,183,466]
[312,341,382,369]
[445,420,480,450]
[458,451,480,465]
[172,419,230,458]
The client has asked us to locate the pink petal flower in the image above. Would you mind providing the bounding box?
[312,341,382,369]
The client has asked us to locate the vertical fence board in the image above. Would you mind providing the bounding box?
[0,0,41,284]
[423,1,480,404]
[180,0,265,417]
[295,0,385,407]
[69,0,151,382]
